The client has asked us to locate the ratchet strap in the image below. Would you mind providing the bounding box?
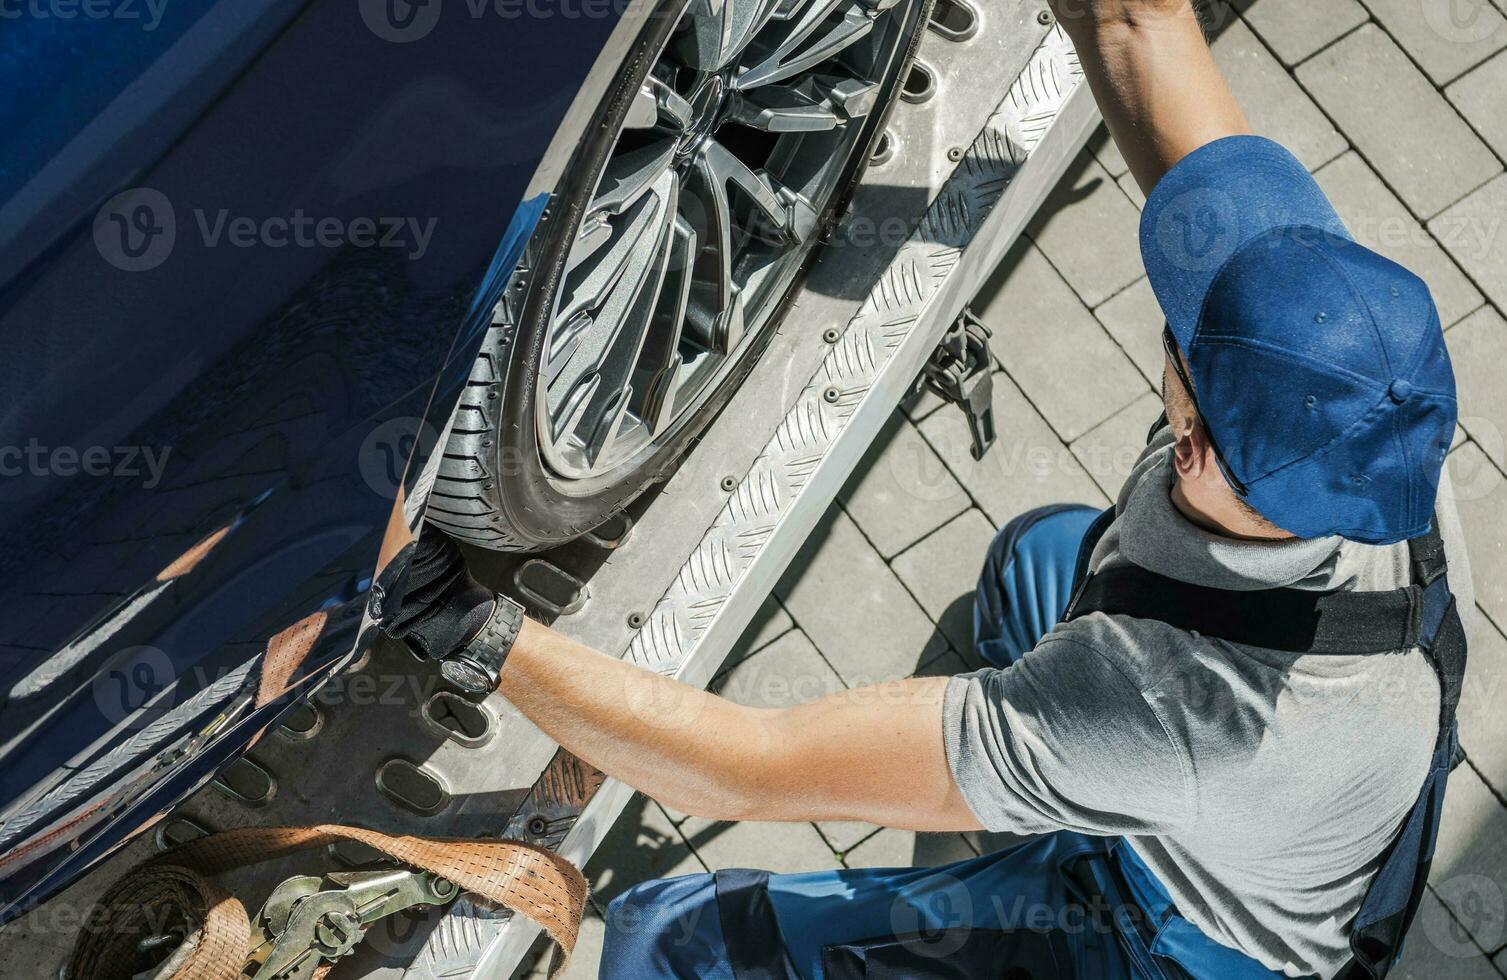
[67,823,588,980]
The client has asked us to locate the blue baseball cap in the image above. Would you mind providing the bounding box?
[1140,135,1457,545]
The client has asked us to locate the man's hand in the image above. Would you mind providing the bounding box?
[1048,0,1250,193]
[497,619,983,832]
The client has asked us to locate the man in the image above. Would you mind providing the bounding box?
[387,1,1471,976]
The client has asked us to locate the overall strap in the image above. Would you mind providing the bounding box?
[1342,522,1468,979]
[1064,568,1424,655]
[714,869,795,980]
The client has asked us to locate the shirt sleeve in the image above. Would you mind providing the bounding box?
[942,635,1193,836]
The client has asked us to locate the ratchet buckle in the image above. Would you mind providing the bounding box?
[243,864,458,980]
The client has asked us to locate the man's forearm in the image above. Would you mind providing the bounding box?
[1050,0,1249,193]
[496,620,979,831]
[499,620,782,820]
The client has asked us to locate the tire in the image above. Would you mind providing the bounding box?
[429,0,930,552]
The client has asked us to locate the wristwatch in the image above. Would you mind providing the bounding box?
[440,593,525,696]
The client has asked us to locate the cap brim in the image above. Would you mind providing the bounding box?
[1139,135,1350,348]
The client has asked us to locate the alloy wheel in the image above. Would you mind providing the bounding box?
[537,0,911,483]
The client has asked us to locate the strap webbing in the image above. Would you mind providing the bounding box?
[1066,569,1423,655]
[714,869,794,980]
[68,824,588,980]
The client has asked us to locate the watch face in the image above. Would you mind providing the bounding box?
[440,657,492,695]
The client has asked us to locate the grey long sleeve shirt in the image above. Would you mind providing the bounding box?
[944,426,1475,978]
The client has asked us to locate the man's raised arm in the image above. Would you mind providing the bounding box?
[1050,0,1250,192]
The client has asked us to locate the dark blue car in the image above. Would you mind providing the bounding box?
[0,0,925,947]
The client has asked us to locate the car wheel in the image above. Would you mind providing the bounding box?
[429,0,928,551]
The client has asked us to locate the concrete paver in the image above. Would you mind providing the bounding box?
[1394,889,1502,979]
[714,629,845,709]
[1095,277,1168,389]
[1430,764,1507,958]
[1088,124,1129,178]
[586,795,708,905]
[1460,605,1507,798]
[1431,173,1507,315]
[1359,0,1507,85]
[1242,0,1368,66]
[724,596,793,671]
[891,508,999,658]
[1299,24,1501,219]
[1028,151,1146,308]
[1448,50,1507,161]
[1210,18,1348,172]
[679,816,842,875]
[843,828,978,868]
[775,509,951,687]
[918,371,1110,527]
[1070,392,1164,501]
[975,241,1149,442]
[1447,306,1507,472]
[1447,443,1507,650]
[838,411,970,559]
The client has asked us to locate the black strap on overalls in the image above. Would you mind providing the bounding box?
[1063,507,1467,980]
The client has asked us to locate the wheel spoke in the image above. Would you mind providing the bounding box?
[536,0,912,481]
[736,1,874,90]
[591,140,676,217]
[727,73,878,131]
[679,0,781,73]
[549,172,682,465]
[704,138,815,244]
[629,76,694,132]
[633,217,697,435]
[557,189,666,325]
[727,83,841,131]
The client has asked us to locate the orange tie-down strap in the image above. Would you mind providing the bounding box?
[67,824,588,980]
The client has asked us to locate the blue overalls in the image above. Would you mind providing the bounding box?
[601,503,1465,980]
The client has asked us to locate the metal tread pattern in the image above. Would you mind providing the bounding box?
[411,24,1088,979]
[626,24,1081,675]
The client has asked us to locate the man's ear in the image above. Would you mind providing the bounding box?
[1171,416,1211,480]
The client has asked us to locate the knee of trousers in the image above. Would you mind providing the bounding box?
[600,873,733,979]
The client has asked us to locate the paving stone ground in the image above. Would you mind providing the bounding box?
[546,2,1507,975]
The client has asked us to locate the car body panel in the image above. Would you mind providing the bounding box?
[0,0,620,919]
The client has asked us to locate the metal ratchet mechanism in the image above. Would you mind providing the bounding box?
[242,865,458,980]
[920,307,997,460]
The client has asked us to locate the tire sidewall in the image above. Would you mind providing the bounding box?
[487,0,931,549]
